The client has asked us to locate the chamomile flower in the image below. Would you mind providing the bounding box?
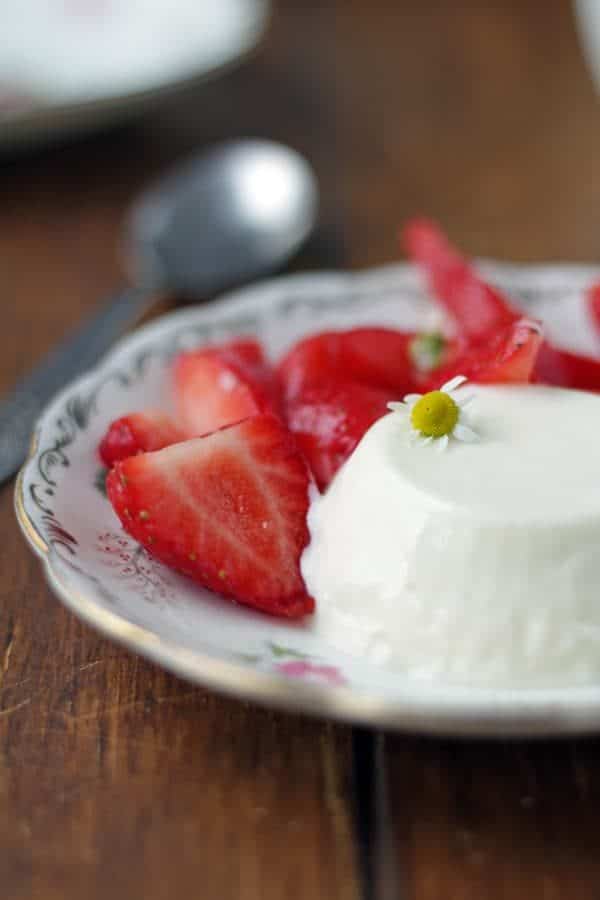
[387,375,479,450]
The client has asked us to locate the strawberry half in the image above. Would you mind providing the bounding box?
[278,328,418,400]
[173,338,280,437]
[534,342,600,392]
[424,318,543,390]
[99,412,185,467]
[286,381,392,490]
[405,219,600,393]
[404,218,520,342]
[106,414,314,618]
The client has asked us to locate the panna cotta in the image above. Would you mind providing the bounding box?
[302,384,600,687]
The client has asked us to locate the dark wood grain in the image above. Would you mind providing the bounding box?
[0,558,356,900]
[387,737,600,899]
[3,0,600,897]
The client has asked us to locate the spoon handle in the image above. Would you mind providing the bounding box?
[0,287,151,484]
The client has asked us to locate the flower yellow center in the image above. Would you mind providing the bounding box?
[410,390,459,438]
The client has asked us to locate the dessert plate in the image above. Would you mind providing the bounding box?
[15,262,600,737]
[0,0,269,149]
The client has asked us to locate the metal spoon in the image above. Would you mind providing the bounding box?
[0,139,318,483]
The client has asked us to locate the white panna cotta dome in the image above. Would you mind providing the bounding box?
[302,385,600,687]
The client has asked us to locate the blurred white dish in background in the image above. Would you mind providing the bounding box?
[0,0,269,147]
[575,0,600,92]
[0,0,264,101]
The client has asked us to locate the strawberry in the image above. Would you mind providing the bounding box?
[588,282,600,338]
[173,338,280,437]
[404,218,520,342]
[214,338,266,369]
[286,381,392,490]
[424,318,543,390]
[404,219,600,393]
[278,328,419,400]
[534,342,600,392]
[106,414,314,618]
[99,412,185,467]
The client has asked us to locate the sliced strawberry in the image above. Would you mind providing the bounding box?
[534,342,600,392]
[174,353,265,436]
[99,412,185,467]
[286,381,392,490]
[588,282,600,337]
[532,279,600,392]
[106,415,313,618]
[173,338,280,437]
[404,218,520,342]
[218,338,267,369]
[424,318,543,390]
[278,328,418,400]
[405,221,600,393]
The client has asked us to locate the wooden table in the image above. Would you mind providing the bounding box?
[3,1,600,897]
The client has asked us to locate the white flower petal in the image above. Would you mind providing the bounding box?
[387,401,407,413]
[403,393,422,404]
[454,423,479,443]
[420,436,433,446]
[436,434,449,452]
[441,375,467,394]
[457,393,475,409]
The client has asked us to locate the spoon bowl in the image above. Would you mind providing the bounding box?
[128,140,318,295]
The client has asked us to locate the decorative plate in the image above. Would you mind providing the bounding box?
[16,262,600,737]
[0,0,268,150]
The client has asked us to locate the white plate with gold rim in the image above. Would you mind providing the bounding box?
[15,262,600,737]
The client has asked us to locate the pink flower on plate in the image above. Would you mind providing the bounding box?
[276,660,346,686]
